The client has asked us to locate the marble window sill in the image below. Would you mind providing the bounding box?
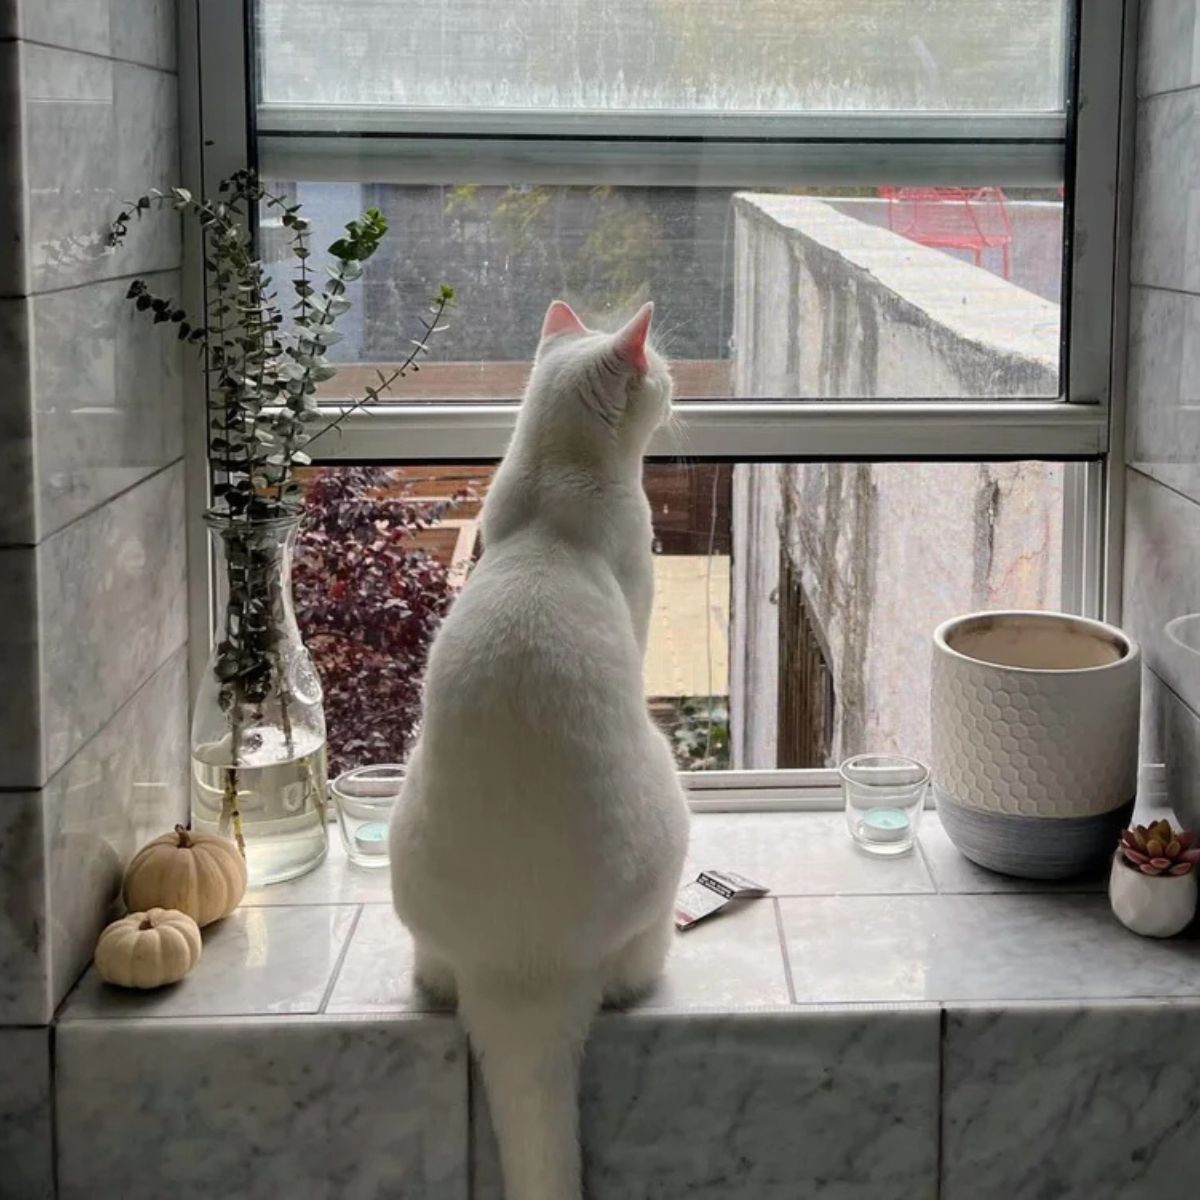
[45,808,1200,1200]
[57,809,1197,1024]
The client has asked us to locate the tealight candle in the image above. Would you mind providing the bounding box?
[860,808,910,842]
[353,821,389,856]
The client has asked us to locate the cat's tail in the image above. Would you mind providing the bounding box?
[457,969,600,1200]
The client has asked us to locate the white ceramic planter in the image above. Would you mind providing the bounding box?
[1109,853,1198,938]
[931,611,1141,879]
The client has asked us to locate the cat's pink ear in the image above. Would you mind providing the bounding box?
[613,302,654,374]
[541,299,587,340]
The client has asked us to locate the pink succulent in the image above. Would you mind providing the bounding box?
[1119,820,1200,877]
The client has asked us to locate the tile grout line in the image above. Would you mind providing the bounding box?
[1138,80,1200,103]
[935,1007,948,1200]
[49,1022,61,1198]
[24,456,183,549]
[238,897,390,909]
[14,35,178,77]
[915,836,941,894]
[0,636,186,794]
[466,1038,478,1200]
[1126,463,1200,515]
[318,903,363,1014]
[1128,281,1200,300]
[235,887,1099,905]
[0,265,180,305]
[53,991,1200,1022]
[771,897,798,1005]
[1154,668,1200,723]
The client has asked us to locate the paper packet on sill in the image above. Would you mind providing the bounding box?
[674,869,770,931]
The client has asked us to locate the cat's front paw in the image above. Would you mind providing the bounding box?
[601,976,657,1010]
[415,973,458,1008]
[413,947,458,1008]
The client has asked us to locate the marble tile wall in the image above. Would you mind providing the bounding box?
[56,1016,469,1200]
[469,1011,941,1200]
[0,0,188,1039]
[0,296,35,544]
[31,273,184,539]
[0,41,182,539]
[16,1,177,72]
[1125,0,1200,831]
[0,649,188,1025]
[942,1002,1200,1200]
[0,40,27,308]
[0,1026,54,1199]
[1139,0,1200,97]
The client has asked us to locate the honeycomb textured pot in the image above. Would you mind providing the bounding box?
[931,611,1140,879]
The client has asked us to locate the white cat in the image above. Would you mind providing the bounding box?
[389,299,690,1200]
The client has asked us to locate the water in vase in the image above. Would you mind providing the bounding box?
[191,726,329,885]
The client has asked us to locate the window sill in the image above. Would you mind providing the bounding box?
[59,808,1195,1021]
[52,808,1200,1199]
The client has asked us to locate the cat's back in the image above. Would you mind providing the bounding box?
[422,526,642,727]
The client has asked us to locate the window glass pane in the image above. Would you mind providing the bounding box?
[262,182,1063,400]
[295,461,1063,778]
[257,1,1069,113]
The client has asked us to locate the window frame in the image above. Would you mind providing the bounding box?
[178,0,1138,806]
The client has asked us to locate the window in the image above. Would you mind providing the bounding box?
[293,461,1064,784]
[183,1,1133,801]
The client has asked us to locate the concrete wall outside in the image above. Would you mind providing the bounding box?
[730,195,1063,767]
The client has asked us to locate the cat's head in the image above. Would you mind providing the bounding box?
[523,299,673,456]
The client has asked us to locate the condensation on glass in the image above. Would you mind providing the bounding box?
[256,1,1069,113]
[294,461,1064,777]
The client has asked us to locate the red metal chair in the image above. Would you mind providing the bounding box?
[879,186,1013,279]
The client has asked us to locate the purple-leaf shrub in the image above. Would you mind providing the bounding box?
[293,466,472,776]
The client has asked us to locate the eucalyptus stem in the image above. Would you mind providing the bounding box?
[303,290,453,452]
[221,766,246,856]
[108,170,454,805]
[221,673,246,857]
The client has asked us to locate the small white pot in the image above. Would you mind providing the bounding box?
[1108,853,1198,938]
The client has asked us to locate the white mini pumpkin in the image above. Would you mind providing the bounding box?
[123,824,246,927]
[94,908,202,989]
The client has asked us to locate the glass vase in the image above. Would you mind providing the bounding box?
[191,510,329,886]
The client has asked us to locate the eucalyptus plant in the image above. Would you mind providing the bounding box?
[108,169,452,849]
[108,169,452,518]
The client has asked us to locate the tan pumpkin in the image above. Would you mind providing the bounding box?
[94,908,202,989]
[123,824,246,928]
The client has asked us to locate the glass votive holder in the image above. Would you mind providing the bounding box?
[331,764,404,868]
[840,753,929,856]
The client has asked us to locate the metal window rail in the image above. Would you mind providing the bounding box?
[302,400,1106,463]
[258,106,1066,186]
[258,106,1068,141]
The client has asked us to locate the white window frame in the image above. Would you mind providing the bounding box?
[178,0,1139,806]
